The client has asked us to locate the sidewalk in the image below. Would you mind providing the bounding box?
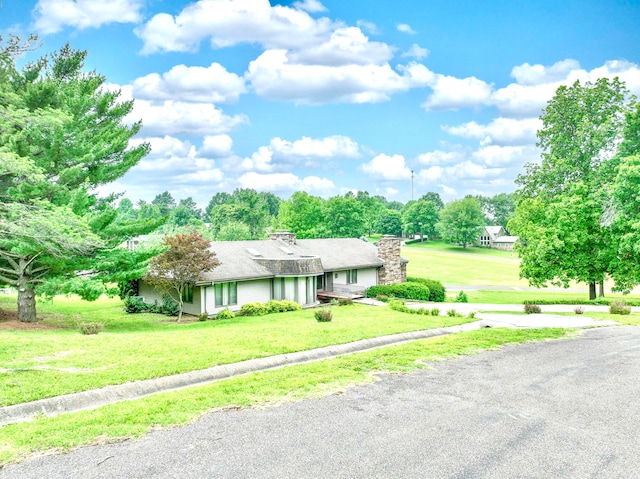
[0,304,619,427]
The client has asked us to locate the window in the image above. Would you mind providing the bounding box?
[182,283,194,304]
[214,282,237,307]
[346,269,358,284]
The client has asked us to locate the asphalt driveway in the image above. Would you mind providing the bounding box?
[2,326,639,478]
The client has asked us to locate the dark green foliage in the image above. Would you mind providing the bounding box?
[123,296,146,313]
[198,313,208,321]
[237,300,301,317]
[267,300,302,313]
[454,291,468,303]
[375,294,389,302]
[609,301,631,315]
[159,295,179,316]
[118,279,138,299]
[366,283,430,301]
[388,299,430,316]
[215,308,236,320]
[524,303,542,314]
[407,277,446,302]
[314,308,333,322]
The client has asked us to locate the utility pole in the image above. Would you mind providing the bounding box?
[411,170,415,201]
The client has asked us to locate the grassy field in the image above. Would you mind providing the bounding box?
[0,295,473,407]
[450,289,640,304]
[406,239,518,259]
[0,327,570,466]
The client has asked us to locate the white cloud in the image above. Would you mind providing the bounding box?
[201,135,234,157]
[247,50,431,104]
[416,149,465,166]
[293,0,327,13]
[135,0,336,54]
[33,0,143,34]
[422,74,493,111]
[510,59,581,86]
[269,135,360,161]
[356,20,379,35]
[402,43,429,60]
[129,100,248,136]
[472,145,539,168]
[397,23,416,34]
[238,172,335,195]
[289,27,393,66]
[132,63,246,103]
[384,187,399,197]
[443,117,542,146]
[360,154,412,180]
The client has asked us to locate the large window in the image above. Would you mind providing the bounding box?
[182,283,194,304]
[214,282,237,307]
[346,269,358,284]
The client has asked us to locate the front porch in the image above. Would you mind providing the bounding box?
[317,284,366,301]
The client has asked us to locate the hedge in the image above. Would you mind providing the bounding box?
[366,283,430,301]
[406,277,446,302]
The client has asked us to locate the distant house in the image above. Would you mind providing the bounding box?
[137,233,407,316]
[477,226,518,251]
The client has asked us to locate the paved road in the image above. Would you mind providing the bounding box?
[3,326,639,479]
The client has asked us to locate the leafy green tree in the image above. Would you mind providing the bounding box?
[0,42,154,321]
[144,231,219,321]
[277,191,325,238]
[204,192,231,219]
[437,198,485,248]
[323,195,365,238]
[152,191,176,216]
[401,200,439,240]
[216,221,252,241]
[376,209,403,236]
[355,191,386,236]
[487,193,515,230]
[510,78,633,299]
[419,192,444,210]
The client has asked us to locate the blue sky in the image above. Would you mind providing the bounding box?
[3,0,640,208]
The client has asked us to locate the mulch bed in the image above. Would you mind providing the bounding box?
[0,309,58,330]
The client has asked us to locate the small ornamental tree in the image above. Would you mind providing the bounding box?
[145,231,219,321]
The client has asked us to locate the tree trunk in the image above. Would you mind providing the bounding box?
[588,281,597,301]
[598,281,605,297]
[17,272,37,323]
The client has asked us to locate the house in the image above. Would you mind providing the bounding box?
[137,233,408,316]
[477,226,518,251]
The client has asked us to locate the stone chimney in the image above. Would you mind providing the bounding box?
[377,235,406,285]
[269,231,297,245]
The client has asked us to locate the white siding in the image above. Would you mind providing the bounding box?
[138,280,165,305]
[239,279,272,305]
[357,268,378,288]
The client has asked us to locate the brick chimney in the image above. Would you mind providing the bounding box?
[269,231,297,245]
[377,235,406,285]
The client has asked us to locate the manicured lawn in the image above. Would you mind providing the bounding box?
[0,327,570,466]
[0,295,473,407]
[453,289,640,305]
[402,245,526,287]
[407,239,518,259]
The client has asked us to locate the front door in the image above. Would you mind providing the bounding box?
[324,272,333,292]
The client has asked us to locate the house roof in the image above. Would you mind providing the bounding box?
[483,225,506,239]
[197,238,388,284]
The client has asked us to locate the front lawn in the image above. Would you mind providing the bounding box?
[0,295,473,406]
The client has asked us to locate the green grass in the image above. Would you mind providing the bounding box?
[403,245,526,287]
[448,289,640,305]
[406,239,519,259]
[0,295,473,406]
[0,327,570,466]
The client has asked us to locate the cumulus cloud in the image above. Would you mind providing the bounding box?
[132,63,246,103]
[33,0,143,34]
[201,135,234,157]
[443,117,542,146]
[416,149,466,166]
[269,135,360,162]
[238,172,335,195]
[397,23,416,34]
[247,50,431,104]
[422,74,493,111]
[360,154,412,180]
[402,43,429,59]
[135,0,336,54]
[129,100,248,136]
[472,145,539,168]
[293,0,327,13]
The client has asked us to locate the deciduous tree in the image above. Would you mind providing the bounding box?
[437,198,485,248]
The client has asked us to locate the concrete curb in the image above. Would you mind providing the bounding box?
[0,322,485,426]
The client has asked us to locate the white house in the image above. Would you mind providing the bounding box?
[137,233,407,316]
[477,226,518,251]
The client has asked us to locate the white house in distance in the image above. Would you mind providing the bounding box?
[137,233,408,316]
[477,226,518,251]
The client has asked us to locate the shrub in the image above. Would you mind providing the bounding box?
[375,294,389,302]
[454,291,468,303]
[117,279,138,300]
[338,298,353,306]
[430,308,440,316]
[160,295,180,316]
[267,300,301,313]
[237,302,270,316]
[447,308,459,317]
[366,283,430,301]
[524,303,542,314]
[123,296,146,314]
[467,311,476,319]
[609,301,631,315]
[78,322,104,335]
[574,306,585,315]
[215,308,235,320]
[330,298,339,306]
[407,277,446,302]
[198,313,209,321]
[314,308,333,322]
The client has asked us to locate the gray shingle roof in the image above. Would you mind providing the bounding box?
[197,238,385,283]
